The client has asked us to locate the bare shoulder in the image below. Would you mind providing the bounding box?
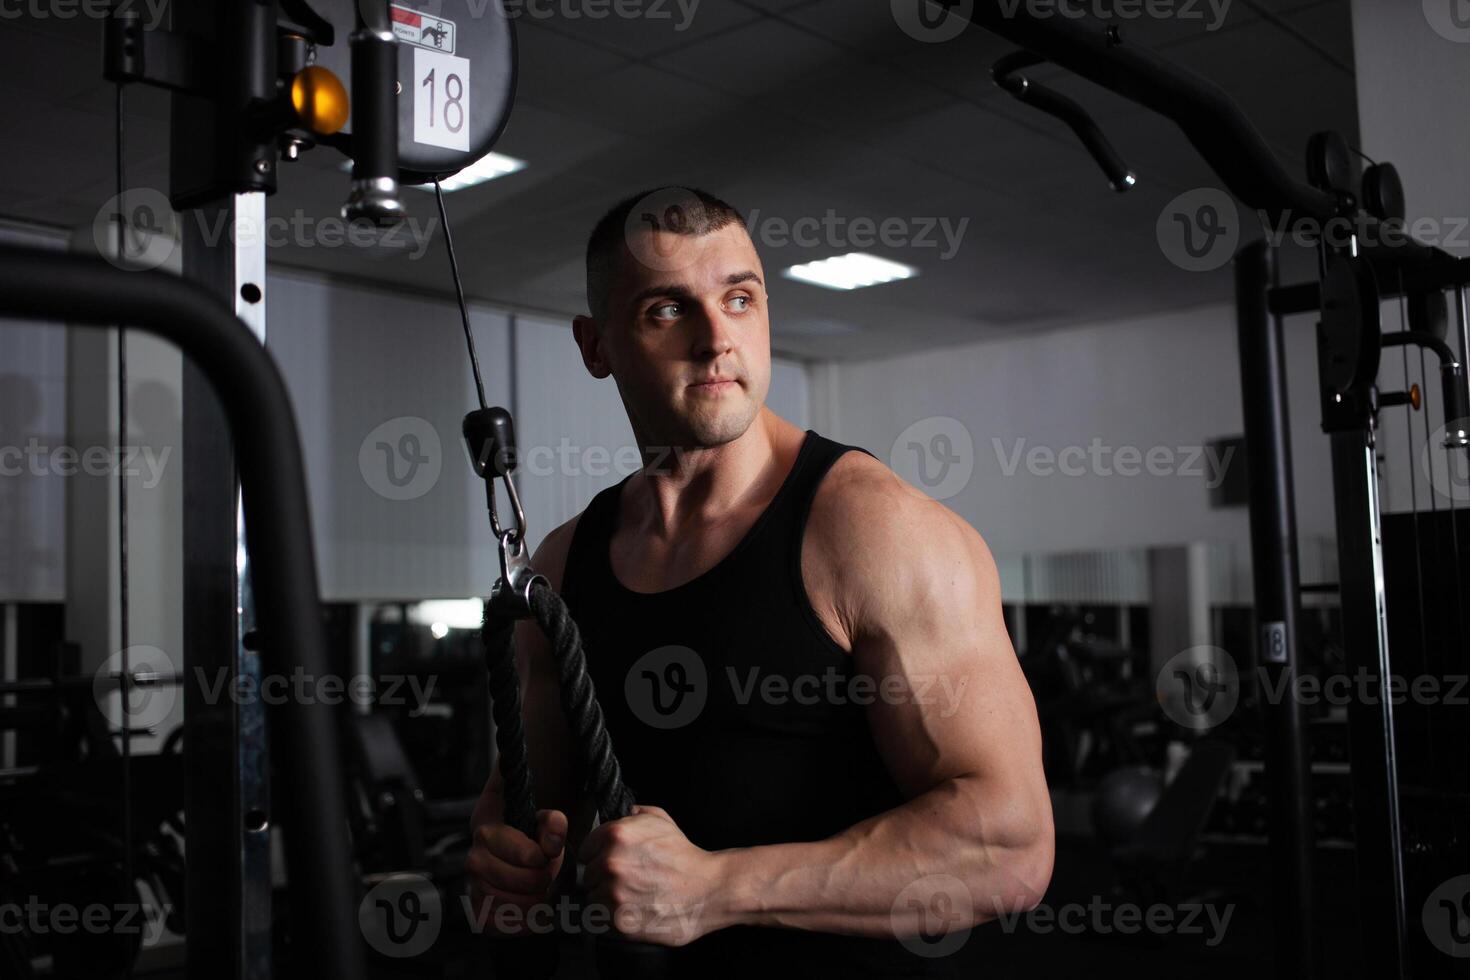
[803,450,1001,649]
[530,511,585,592]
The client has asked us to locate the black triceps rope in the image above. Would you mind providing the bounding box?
[481,579,637,836]
[481,571,670,980]
[466,408,668,979]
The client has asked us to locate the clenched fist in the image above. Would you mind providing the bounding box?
[467,808,567,935]
[578,805,728,947]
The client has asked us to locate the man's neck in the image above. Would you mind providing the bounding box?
[628,409,804,538]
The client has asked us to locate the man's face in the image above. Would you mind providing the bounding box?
[584,223,770,450]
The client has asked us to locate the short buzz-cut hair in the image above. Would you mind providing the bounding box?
[584,186,748,322]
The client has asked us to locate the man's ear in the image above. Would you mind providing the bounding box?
[572,315,612,379]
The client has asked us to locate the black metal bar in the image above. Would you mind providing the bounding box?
[1269,252,1470,318]
[1324,429,1411,979]
[991,51,1134,192]
[0,244,367,980]
[181,339,244,978]
[952,1,1470,277]
[953,1,1332,222]
[1234,240,1319,979]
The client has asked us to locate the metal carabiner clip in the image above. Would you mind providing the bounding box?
[465,407,547,619]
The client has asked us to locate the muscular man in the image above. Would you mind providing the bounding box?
[468,187,1053,976]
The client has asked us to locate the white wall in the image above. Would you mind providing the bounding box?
[266,270,513,601]
[813,301,1340,591]
[267,275,809,600]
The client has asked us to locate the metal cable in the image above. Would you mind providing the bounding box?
[114,76,136,980]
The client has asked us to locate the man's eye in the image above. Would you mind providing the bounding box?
[651,303,682,320]
[728,295,750,312]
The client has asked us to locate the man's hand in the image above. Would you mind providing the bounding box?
[467,808,568,936]
[578,805,725,947]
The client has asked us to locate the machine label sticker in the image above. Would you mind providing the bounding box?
[391,5,457,55]
[412,48,471,152]
[1261,621,1287,664]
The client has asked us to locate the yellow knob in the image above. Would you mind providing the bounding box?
[291,65,350,136]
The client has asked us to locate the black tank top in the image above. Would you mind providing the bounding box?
[561,430,956,978]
